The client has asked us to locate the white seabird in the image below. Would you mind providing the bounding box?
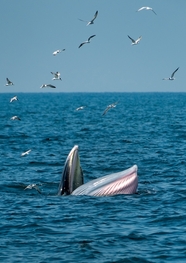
[24,184,41,194]
[10,96,18,103]
[128,35,142,45]
[51,71,62,81]
[162,67,179,80]
[102,102,118,116]
[10,116,21,120]
[137,6,157,15]
[75,106,86,111]
[40,84,56,89]
[79,35,96,48]
[21,149,31,157]
[53,49,65,56]
[79,10,98,26]
[5,78,14,86]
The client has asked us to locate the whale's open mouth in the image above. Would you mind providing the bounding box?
[58,145,138,196]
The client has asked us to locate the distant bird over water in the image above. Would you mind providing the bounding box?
[102,102,118,116]
[24,184,41,194]
[128,35,142,45]
[51,71,62,81]
[40,84,56,89]
[53,49,65,56]
[75,106,86,111]
[21,149,31,157]
[79,35,96,48]
[137,6,157,15]
[162,67,179,80]
[79,10,98,26]
[5,78,14,86]
[10,96,18,103]
[10,116,21,121]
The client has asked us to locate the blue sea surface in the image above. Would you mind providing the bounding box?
[0,92,186,263]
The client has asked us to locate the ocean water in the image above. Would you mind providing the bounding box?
[0,92,186,263]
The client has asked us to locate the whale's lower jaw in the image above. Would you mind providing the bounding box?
[71,165,138,196]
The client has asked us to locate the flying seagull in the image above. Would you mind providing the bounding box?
[79,10,98,26]
[128,35,142,45]
[102,102,118,116]
[40,84,56,89]
[53,49,65,56]
[51,71,62,81]
[75,106,86,111]
[10,116,21,121]
[5,78,14,86]
[24,184,41,194]
[10,96,18,103]
[79,35,96,48]
[21,149,31,157]
[162,67,179,80]
[137,6,157,15]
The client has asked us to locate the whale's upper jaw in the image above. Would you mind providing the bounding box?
[58,145,83,195]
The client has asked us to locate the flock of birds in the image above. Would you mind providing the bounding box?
[4,5,180,193]
[6,8,123,127]
[5,5,180,90]
[5,5,180,121]
[6,5,180,122]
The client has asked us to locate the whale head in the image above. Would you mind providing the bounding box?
[58,145,83,195]
[58,145,138,197]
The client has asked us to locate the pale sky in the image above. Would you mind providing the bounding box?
[1,0,185,93]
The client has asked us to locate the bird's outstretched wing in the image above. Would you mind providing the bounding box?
[47,84,56,88]
[128,35,135,43]
[152,9,157,15]
[171,67,179,78]
[79,42,85,48]
[21,149,31,156]
[137,7,146,12]
[88,35,96,41]
[136,36,142,43]
[102,106,111,116]
[92,10,98,22]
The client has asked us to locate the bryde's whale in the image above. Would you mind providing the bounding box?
[58,145,138,196]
